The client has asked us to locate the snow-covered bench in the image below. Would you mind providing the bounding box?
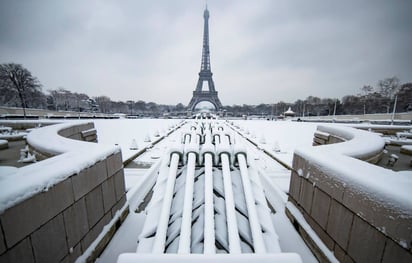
[287,125,412,262]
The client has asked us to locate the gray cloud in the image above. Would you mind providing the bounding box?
[1,0,411,105]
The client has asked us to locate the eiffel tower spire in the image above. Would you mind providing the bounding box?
[201,6,211,72]
[188,5,223,111]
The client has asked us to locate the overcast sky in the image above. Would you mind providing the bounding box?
[1,0,411,105]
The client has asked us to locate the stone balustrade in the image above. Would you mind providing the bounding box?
[287,125,412,263]
[312,125,384,164]
[0,122,128,263]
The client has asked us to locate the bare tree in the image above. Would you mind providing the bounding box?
[0,63,42,118]
[378,77,400,113]
[360,85,374,114]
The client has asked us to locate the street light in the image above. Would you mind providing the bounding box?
[391,94,398,125]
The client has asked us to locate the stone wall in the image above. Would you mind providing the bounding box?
[312,126,383,164]
[287,127,412,263]
[0,123,128,263]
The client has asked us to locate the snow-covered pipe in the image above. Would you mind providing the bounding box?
[217,135,233,166]
[213,132,220,144]
[178,152,196,253]
[169,143,184,166]
[185,138,200,165]
[201,128,216,165]
[221,153,241,254]
[203,153,215,254]
[237,154,266,253]
[234,142,248,167]
[250,167,281,253]
[152,153,180,253]
[183,133,191,144]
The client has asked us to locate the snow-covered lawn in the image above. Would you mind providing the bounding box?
[232,120,319,166]
[94,119,182,161]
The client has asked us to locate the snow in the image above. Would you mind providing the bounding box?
[0,139,7,146]
[401,145,412,152]
[295,147,412,216]
[387,138,412,146]
[94,119,323,261]
[232,120,318,166]
[94,119,183,161]
[117,253,303,263]
[0,132,27,140]
[0,166,18,179]
[284,123,412,216]
[315,125,385,159]
[96,212,146,263]
[0,121,119,214]
[4,118,408,261]
[76,202,129,263]
[286,202,339,263]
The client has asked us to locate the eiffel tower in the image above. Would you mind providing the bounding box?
[187,6,223,112]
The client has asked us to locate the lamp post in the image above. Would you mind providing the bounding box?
[391,94,398,125]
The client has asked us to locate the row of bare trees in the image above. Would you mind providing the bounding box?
[225,77,411,117]
[1,63,410,118]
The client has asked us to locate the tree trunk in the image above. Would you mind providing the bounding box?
[17,89,27,119]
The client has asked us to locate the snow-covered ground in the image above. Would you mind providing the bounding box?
[94,119,183,161]
[94,119,321,263]
[231,120,318,166]
[4,118,408,262]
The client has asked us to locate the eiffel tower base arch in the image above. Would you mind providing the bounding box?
[188,91,223,112]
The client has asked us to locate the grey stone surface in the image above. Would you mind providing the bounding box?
[111,195,127,218]
[303,210,334,250]
[299,179,314,214]
[113,169,126,201]
[1,178,74,247]
[288,170,302,202]
[305,164,345,202]
[382,238,412,263]
[81,129,96,138]
[327,199,353,249]
[61,243,82,263]
[81,212,111,252]
[313,137,326,145]
[328,135,345,144]
[347,216,386,263]
[310,187,331,230]
[72,160,107,201]
[85,186,104,228]
[68,133,82,141]
[0,226,5,254]
[343,186,412,250]
[333,243,346,262]
[0,238,34,263]
[58,127,74,138]
[31,214,68,263]
[84,134,97,142]
[314,131,330,141]
[63,197,89,248]
[102,177,116,213]
[106,152,123,177]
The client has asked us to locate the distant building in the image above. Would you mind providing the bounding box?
[284,107,295,117]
